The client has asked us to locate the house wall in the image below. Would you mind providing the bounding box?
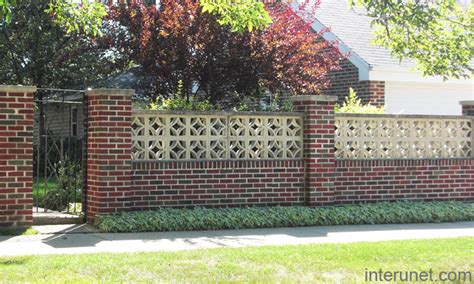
[461,101,474,116]
[33,103,85,146]
[385,82,474,115]
[322,59,385,106]
[322,58,473,115]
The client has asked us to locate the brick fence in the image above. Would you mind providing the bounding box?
[1,86,473,227]
[0,85,36,227]
[84,90,472,222]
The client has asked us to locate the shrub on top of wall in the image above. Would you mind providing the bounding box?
[95,201,474,233]
[335,87,385,114]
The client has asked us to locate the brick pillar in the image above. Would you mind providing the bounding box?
[291,95,337,206]
[85,89,133,223]
[0,85,36,227]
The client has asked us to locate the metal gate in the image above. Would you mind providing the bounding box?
[33,89,86,216]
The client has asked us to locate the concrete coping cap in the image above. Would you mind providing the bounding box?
[85,88,134,97]
[290,95,338,102]
[0,85,37,93]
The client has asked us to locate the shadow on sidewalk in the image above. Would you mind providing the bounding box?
[36,221,474,250]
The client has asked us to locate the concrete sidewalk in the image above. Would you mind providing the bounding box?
[0,222,473,257]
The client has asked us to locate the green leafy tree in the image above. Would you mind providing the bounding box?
[2,0,471,81]
[202,0,473,79]
[0,0,123,88]
[0,0,16,23]
[350,0,473,79]
[200,0,273,33]
[46,0,107,36]
[1,0,106,36]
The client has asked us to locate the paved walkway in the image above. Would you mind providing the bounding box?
[0,222,473,257]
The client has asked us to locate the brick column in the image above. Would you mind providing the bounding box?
[85,89,133,223]
[460,101,474,158]
[291,95,337,206]
[0,85,36,227]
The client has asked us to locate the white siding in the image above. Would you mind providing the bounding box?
[385,82,474,115]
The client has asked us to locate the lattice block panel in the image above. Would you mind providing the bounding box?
[132,112,303,160]
[228,116,302,159]
[335,115,472,159]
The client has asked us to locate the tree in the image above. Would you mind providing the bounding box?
[207,0,473,79]
[350,0,473,79]
[3,0,468,85]
[105,0,342,103]
[0,0,123,88]
[1,0,106,36]
[46,0,107,36]
[0,0,271,34]
[200,0,272,33]
[0,0,16,23]
[200,0,473,79]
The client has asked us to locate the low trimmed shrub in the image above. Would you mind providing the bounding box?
[95,201,474,233]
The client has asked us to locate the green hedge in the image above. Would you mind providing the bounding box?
[95,201,474,233]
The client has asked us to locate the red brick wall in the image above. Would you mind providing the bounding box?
[132,160,305,209]
[334,159,474,203]
[1,86,470,226]
[322,58,385,106]
[321,60,358,98]
[461,102,474,116]
[85,89,133,223]
[0,86,35,227]
[366,81,385,106]
[81,91,473,222]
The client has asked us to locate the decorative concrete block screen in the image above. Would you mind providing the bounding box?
[131,111,304,160]
[335,114,472,159]
[3,85,472,227]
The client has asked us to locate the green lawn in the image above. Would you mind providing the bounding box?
[33,178,82,213]
[0,227,38,236]
[34,179,82,201]
[33,178,58,205]
[0,238,472,283]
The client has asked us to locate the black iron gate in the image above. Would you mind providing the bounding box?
[33,88,87,216]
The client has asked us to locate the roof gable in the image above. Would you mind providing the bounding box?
[311,0,415,69]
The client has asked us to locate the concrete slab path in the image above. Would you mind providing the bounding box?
[0,222,473,257]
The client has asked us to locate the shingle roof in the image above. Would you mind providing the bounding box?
[92,67,146,97]
[314,0,415,68]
